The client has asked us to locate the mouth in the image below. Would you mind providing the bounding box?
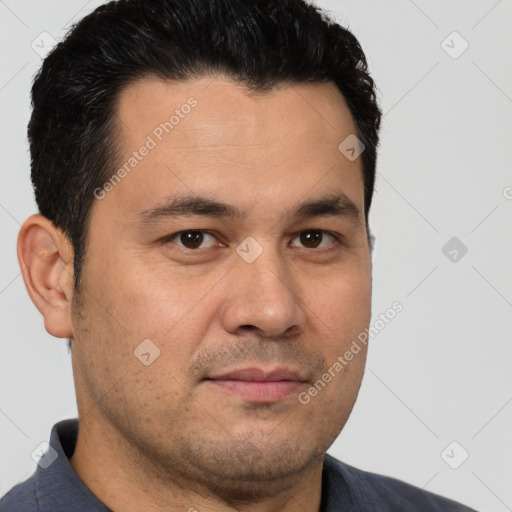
[204,367,309,403]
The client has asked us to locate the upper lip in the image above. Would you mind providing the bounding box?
[206,366,309,382]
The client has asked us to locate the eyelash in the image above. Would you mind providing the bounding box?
[161,229,343,251]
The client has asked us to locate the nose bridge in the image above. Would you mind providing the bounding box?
[222,241,306,337]
[250,250,293,308]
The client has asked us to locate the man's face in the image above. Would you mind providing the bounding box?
[71,76,372,497]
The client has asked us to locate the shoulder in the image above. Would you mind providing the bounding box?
[323,455,478,511]
[0,418,79,512]
[0,473,38,512]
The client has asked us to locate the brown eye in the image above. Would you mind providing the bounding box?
[299,230,323,248]
[164,230,218,250]
[179,231,204,249]
[292,230,337,249]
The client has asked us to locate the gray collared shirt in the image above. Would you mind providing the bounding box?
[0,419,477,511]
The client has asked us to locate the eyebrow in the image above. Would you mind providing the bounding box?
[135,192,361,226]
[292,194,361,224]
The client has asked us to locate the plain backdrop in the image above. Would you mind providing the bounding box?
[1,1,511,510]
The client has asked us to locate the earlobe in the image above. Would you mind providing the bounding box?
[17,214,75,339]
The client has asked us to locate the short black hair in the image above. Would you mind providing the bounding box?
[29,0,381,290]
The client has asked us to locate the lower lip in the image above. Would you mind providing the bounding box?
[207,380,303,402]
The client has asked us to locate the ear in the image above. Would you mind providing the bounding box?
[17,214,75,338]
[368,231,375,256]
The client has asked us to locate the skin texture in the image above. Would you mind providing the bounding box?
[18,76,372,512]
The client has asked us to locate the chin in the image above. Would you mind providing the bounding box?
[173,430,325,502]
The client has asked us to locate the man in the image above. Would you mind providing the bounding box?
[1,0,477,510]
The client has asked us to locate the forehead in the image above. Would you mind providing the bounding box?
[115,75,358,155]
[105,75,364,222]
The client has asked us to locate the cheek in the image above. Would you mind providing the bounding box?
[84,245,212,337]
[71,269,203,426]
[301,265,372,345]
[92,258,234,383]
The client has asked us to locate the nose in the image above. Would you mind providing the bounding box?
[221,249,307,338]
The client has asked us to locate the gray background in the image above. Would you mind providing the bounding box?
[1,1,511,510]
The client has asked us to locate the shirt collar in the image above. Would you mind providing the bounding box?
[35,418,111,511]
